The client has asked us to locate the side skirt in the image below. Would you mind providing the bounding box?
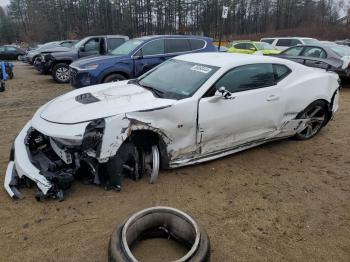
[169,135,292,168]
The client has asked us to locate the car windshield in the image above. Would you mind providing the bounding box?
[330,45,350,57]
[37,42,58,51]
[138,59,219,99]
[255,42,276,50]
[302,39,319,45]
[110,39,144,55]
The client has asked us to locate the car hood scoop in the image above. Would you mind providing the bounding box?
[40,81,174,124]
[75,93,100,104]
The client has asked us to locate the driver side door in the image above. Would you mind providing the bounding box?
[197,63,284,155]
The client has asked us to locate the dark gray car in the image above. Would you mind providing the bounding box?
[275,44,350,78]
[41,35,129,83]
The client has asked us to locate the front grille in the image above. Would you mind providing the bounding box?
[70,68,78,80]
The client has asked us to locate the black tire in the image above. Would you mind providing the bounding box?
[108,206,210,262]
[294,100,330,140]
[103,73,127,83]
[106,142,140,189]
[52,63,70,83]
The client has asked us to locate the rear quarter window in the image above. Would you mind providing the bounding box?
[189,39,206,50]
[273,64,291,82]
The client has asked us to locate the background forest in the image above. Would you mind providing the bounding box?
[0,0,349,43]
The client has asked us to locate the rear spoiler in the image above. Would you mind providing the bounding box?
[270,54,345,72]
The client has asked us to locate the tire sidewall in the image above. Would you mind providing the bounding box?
[103,74,127,83]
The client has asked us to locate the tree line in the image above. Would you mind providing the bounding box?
[0,0,348,44]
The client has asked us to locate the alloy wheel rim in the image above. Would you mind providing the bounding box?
[56,67,70,81]
[297,105,326,139]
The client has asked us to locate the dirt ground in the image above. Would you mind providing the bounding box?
[0,62,350,262]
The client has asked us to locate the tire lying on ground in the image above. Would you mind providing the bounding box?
[108,206,210,262]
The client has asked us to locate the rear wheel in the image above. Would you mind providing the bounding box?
[294,101,329,140]
[52,63,70,83]
[103,73,126,83]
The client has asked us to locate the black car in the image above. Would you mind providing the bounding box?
[275,43,350,78]
[0,45,26,60]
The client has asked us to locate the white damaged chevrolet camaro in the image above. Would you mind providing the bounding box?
[5,53,340,200]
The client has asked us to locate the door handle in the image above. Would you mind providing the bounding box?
[266,94,280,101]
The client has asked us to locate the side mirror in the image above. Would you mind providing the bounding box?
[133,49,143,60]
[79,46,85,52]
[250,47,256,51]
[207,87,234,103]
[218,86,234,99]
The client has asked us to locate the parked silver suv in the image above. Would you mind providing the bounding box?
[260,37,319,51]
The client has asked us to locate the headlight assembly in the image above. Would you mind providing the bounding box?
[84,64,99,70]
[81,119,105,152]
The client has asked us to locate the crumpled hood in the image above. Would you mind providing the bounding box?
[39,81,175,124]
[71,55,128,68]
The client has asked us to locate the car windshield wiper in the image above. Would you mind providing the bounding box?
[129,79,165,98]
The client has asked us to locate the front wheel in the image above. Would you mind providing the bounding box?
[103,73,126,83]
[294,101,329,140]
[52,63,70,83]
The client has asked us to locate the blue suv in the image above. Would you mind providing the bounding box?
[69,35,217,88]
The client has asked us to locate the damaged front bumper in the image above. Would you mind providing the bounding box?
[4,117,104,200]
[5,122,52,199]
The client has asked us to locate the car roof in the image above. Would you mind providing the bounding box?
[265,37,316,39]
[79,35,129,39]
[174,53,290,68]
[287,43,338,48]
[135,35,212,41]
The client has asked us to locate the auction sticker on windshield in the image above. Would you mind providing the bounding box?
[191,65,213,74]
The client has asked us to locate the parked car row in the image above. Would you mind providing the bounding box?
[11,34,350,90]
[21,35,217,85]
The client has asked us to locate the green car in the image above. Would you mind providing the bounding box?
[228,41,281,55]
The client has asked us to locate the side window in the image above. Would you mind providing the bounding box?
[6,47,17,51]
[189,39,205,50]
[282,46,304,56]
[234,43,247,49]
[273,64,291,82]
[302,47,327,58]
[245,43,256,50]
[290,39,302,46]
[215,64,275,93]
[165,39,191,53]
[142,39,165,56]
[0,46,5,52]
[107,38,125,51]
[261,39,274,44]
[84,38,100,52]
[276,39,292,47]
